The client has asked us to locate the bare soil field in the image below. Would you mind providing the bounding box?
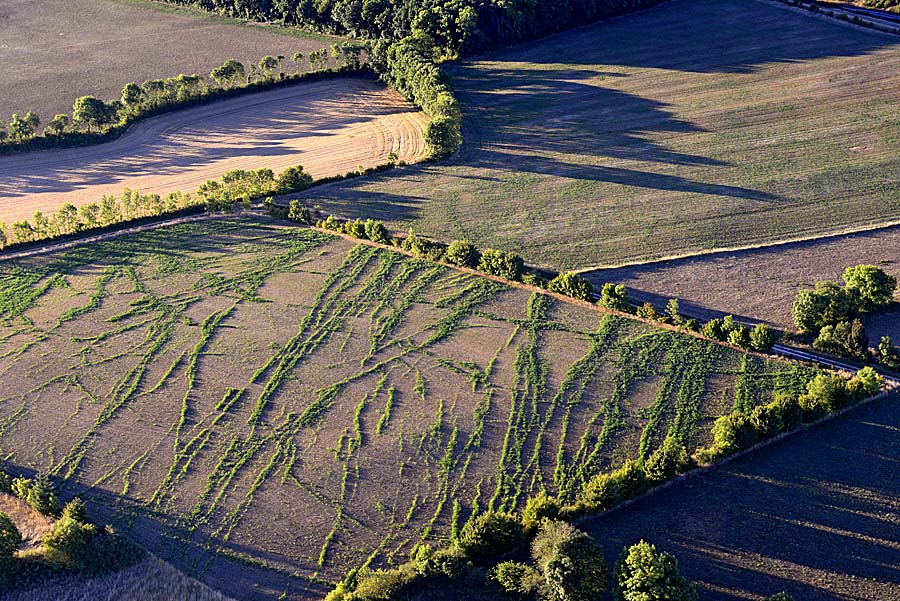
[0,0,338,120]
[0,78,428,225]
[583,224,900,338]
[583,390,900,600]
[0,216,809,600]
[302,0,900,270]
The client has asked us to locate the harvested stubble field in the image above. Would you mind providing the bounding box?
[0,216,812,599]
[0,0,339,120]
[0,78,428,225]
[302,0,900,270]
[584,224,900,338]
[583,390,900,600]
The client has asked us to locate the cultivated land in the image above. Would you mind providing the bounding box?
[584,225,900,338]
[301,0,900,269]
[0,217,811,600]
[0,0,339,120]
[0,78,428,225]
[583,390,900,600]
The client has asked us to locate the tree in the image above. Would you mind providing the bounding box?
[0,512,21,559]
[702,318,726,341]
[44,113,70,136]
[636,302,659,320]
[814,319,868,360]
[614,540,697,601]
[521,490,561,534]
[727,324,751,349]
[210,59,245,88]
[8,113,37,141]
[445,239,480,268]
[750,323,778,352]
[548,272,593,301]
[72,96,111,132]
[25,474,60,516]
[455,511,525,566]
[792,281,853,333]
[876,335,900,368]
[121,82,144,106]
[643,437,690,484]
[665,298,682,326]
[599,283,629,311]
[291,51,306,73]
[43,515,97,568]
[842,264,897,312]
[258,55,280,80]
[711,411,757,454]
[363,219,391,244]
[425,115,463,157]
[276,165,313,193]
[478,248,524,281]
[62,498,88,524]
[533,521,608,601]
[492,561,542,595]
[287,199,311,224]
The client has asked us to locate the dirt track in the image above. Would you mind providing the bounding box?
[0,77,428,225]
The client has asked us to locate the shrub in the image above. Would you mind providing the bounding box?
[521,273,547,288]
[766,593,794,601]
[275,165,313,194]
[852,366,883,397]
[635,302,659,320]
[727,324,752,349]
[614,540,697,601]
[770,393,803,431]
[413,545,470,580]
[522,491,561,534]
[643,437,691,484]
[43,515,98,568]
[363,219,391,245]
[701,318,726,341]
[547,272,593,301]
[813,319,868,360]
[665,298,682,326]
[581,459,648,511]
[711,412,758,454]
[750,403,782,439]
[492,561,542,595]
[455,511,525,566]
[15,474,61,516]
[599,283,630,311]
[445,239,480,268]
[62,498,88,524]
[792,281,854,333]
[750,323,778,352]
[0,512,22,559]
[876,336,900,369]
[0,471,10,494]
[478,249,524,281]
[287,199,312,224]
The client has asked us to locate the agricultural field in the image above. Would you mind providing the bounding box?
[583,388,900,600]
[584,224,900,338]
[0,216,812,599]
[0,78,428,224]
[302,0,900,270]
[0,0,339,120]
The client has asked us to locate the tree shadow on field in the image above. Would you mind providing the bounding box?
[0,83,414,200]
[582,391,900,600]
[478,0,900,75]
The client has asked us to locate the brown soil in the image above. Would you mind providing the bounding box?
[0,0,340,120]
[0,78,428,225]
[582,391,900,600]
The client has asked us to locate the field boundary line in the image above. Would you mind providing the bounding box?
[577,219,900,274]
[578,382,899,528]
[764,0,900,35]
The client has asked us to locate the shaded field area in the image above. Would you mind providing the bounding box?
[584,224,900,338]
[0,77,428,225]
[303,0,900,269]
[583,390,900,600]
[0,0,338,120]
[0,217,810,600]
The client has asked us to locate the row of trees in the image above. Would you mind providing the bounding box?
[0,470,141,588]
[0,45,364,154]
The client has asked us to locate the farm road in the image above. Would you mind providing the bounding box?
[584,389,900,600]
[0,77,428,225]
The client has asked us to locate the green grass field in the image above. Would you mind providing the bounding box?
[301,0,900,269]
[0,217,814,599]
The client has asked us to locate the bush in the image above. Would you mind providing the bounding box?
[877,335,900,369]
[702,318,726,341]
[842,264,897,312]
[0,512,22,559]
[14,474,61,516]
[522,491,561,534]
[287,199,312,224]
[275,165,313,194]
[643,437,691,484]
[581,459,648,512]
[727,324,752,349]
[455,511,525,566]
[43,515,98,568]
[533,520,608,601]
[711,412,758,454]
[813,319,868,360]
[492,561,542,595]
[62,498,88,524]
[599,283,630,311]
[749,403,782,439]
[636,302,659,320]
[792,281,854,333]
[547,272,593,301]
[445,239,480,268]
[750,323,778,352]
[614,540,697,601]
[478,248,524,281]
[363,219,391,245]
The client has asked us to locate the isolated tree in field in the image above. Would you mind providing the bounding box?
[44,114,70,137]
[72,96,111,132]
[445,239,480,268]
[210,59,245,88]
[842,264,897,312]
[291,51,306,73]
[0,512,21,560]
[614,540,697,601]
[548,272,593,301]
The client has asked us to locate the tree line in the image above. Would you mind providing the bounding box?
[0,45,364,155]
